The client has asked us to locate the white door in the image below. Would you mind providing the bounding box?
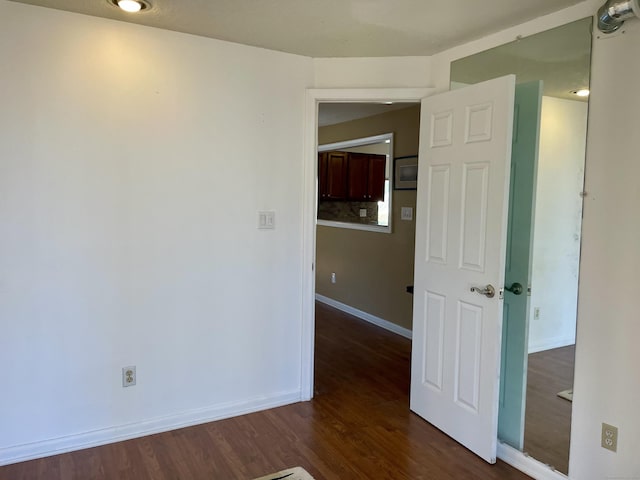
[410,75,516,464]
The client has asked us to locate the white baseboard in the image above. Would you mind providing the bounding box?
[0,390,301,467]
[528,336,575,354]
[498,441,569,480]
[315,294,412,339]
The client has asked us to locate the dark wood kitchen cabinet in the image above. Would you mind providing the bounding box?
[318,151,348,200]
[319,151,386,202]
[347,153,386,202]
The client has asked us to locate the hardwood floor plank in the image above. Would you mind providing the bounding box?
[0,302,531,479]
[136,436,167,480]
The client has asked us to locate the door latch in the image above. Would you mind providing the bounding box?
[470,284,495,298]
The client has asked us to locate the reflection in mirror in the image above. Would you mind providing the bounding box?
[451,17,592,475]
[317,132,393,232]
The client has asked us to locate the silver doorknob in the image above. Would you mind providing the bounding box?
[470,284,495,298]
[504,282,524,295]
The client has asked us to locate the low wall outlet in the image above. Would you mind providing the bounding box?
[534,307,540,320]
[331,272,336,284]
[601,423,618,452]
[122,366,136,387]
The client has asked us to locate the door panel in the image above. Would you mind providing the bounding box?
[455,301,483,412]
[460,163,489,271]
[423,291,445,391]
[426,165,450,263]
[411,75,516,464]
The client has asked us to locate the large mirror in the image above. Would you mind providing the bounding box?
[317,103,399,233]
[451,17,592,475]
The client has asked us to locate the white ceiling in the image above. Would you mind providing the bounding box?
[9,0,586,58]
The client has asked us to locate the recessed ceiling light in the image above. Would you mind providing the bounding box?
[110,0,150,13]
[571,89,590,97]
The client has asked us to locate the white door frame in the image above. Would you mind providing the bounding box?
[300,88,434,399]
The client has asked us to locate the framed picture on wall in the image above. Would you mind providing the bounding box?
[394,155,418,190]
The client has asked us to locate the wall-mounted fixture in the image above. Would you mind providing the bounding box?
[571,89,590,97]
[597,0,640,33]
[110,0,151,13]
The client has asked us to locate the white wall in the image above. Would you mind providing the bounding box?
[528,97,587,353]
[570,18,640,480]
[314,56,432,88]
[0,1,312,464]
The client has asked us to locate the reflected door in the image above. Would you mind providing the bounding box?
[498,81,543,449]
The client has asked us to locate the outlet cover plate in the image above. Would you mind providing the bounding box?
[601,423,618,452]
[122,366,136,387]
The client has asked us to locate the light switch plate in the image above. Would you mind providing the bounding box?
[258,211,275,229]
[401,207,413,221]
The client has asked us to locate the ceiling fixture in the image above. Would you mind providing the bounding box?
[571,89,590,97]
[110,0,150,13]
[597,0,640,33]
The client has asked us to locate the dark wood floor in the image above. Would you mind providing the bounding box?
[0,302,531,480]
[523,344,575,475]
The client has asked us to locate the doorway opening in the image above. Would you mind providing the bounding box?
[313,101,420,405]
[300,89,432,401]
[314,102,420,347]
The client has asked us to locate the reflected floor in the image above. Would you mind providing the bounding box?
[524,345,575,474]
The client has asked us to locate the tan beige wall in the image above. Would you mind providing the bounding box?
[316,105,419,330]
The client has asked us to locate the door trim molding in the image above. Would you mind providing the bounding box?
[301,87,434,400]
[497,442,569,480]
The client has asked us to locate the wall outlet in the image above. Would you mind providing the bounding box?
[601,423,618,452]
[330,272,336,284]
[122,366,136,387]
[534,307,540,320]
